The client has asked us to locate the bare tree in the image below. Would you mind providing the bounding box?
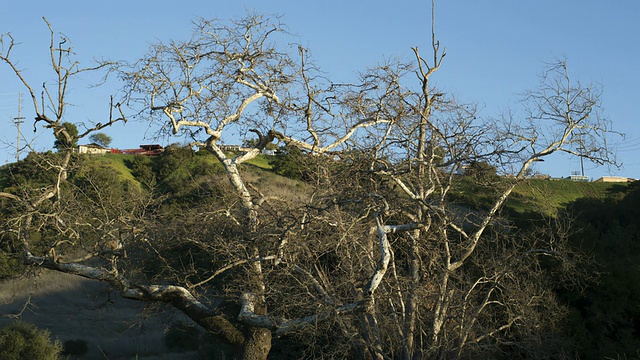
[1,14,397,360]
[0,18,127,261]
[265,6,617,359]
[114,14,417,358]
[1,10,618,360]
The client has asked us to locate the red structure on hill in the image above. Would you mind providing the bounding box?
[121,144,164,156]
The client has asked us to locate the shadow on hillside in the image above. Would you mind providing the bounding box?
[0,270,197,359]
[604,183,628,195]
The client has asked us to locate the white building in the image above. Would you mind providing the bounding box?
[594,176,635,183]
[77,144,109,155]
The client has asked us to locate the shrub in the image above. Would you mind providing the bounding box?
[156,144,195,181]
[0,322,62,360]
[270,145,314,180]
[53,122,78,150]
[128,154,156,188]
[62,339,89,356]
[465,160,498,181]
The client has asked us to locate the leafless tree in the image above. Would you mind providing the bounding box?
[1,9,618,360]
[0,17,128,265]
[1,14,399,360]
[265,5,617,359]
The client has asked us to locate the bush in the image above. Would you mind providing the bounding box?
[270,146,310,180]
[128,154,156,188]
[465,160,498,181]
[62,339,89,356]
[0,322,62,360]
[156,144,195,181]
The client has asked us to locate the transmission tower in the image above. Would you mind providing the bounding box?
[14,92,24,162]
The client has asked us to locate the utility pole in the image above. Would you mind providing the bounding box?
[575,132,586,177]
[14,92,24,162]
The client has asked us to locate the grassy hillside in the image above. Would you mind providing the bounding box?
[450,175,628,218]
[99,151,273,178]
[2,152,625,216]
[507,179,627,215]
[97,153,138,182]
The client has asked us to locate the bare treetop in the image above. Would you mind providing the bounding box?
[120,14,295,143]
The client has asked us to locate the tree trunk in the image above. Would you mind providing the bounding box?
[432,271,450,350]
[403,231,421,360]
[240,327,272,360]
[240,248,271,360]
[358,312,385,360]
[239,277,272,360]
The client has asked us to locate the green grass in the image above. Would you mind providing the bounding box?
[506,179,627,215]
[217,151,273,169]
[449,176,628,217]
[97,153,138,182]
[245,154,273,169]
[76,152,274,194]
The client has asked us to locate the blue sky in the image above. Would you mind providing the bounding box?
[1,1,638,179]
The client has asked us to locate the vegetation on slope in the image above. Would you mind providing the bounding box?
[2,146,638,359]
[561,181,640,360]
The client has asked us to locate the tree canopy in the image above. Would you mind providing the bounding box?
[89,132,112,148]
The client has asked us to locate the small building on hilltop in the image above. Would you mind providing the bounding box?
[123,144,164,156]
[567,174,590,182]
[77,143,109,155]
[594,176,635,183]
[218,144,275,155]
[77,144,164,156]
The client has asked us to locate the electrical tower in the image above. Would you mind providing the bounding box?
[14,92,24,162]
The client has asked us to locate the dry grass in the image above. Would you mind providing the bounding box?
[241,165,308,202]
[0,270,199,359]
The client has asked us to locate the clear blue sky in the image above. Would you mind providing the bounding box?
[1,0,639,179]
